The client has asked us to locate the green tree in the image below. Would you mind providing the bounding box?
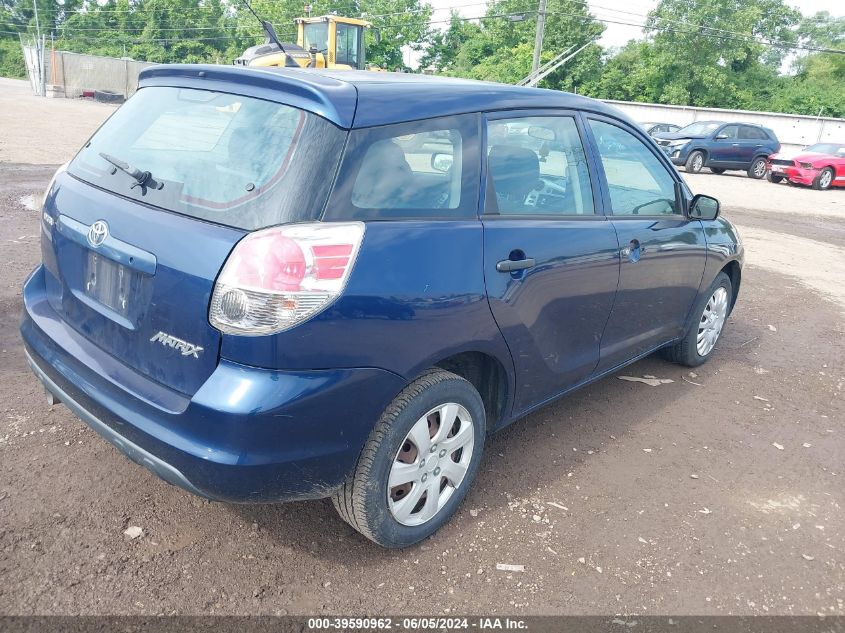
[417,10,479,73]
[636,0,801,109]
[442,0,604,89]
[774,11,845,117]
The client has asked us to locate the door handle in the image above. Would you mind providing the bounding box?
[496,258,535,273]
[622,239,644,262]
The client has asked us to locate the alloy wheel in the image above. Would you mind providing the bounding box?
[753,159,766,178]
[692,154,703,171]
[388,403,475,526]
[820,170,833,189]
[697,286,729,357]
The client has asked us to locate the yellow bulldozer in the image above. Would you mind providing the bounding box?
[234,14,380,71]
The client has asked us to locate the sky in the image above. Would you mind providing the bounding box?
[411,0,844,65]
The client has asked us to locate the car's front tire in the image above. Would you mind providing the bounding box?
[332,369,486,548]
[663,272,733,367]
[812,167,834,191]
[748,157,767,179]
[767,172,784,183]
[685,150,705,173]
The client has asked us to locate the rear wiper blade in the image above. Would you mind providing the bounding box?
[99,152,163,191]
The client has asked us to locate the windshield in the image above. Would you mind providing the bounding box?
[68,87,345,231]
[677,122,722,136]
[806,143,845,156]
[303,22,329,52]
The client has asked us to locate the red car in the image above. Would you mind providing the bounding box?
[767,143,845,190]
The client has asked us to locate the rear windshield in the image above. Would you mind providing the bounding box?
[68,86,346,231]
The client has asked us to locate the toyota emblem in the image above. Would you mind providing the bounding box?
[87,220,109,247]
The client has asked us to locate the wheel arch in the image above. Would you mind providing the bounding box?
[408,350,512,433]
[721,259,742,312]
[691,146,709,162]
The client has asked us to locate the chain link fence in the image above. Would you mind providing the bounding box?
[22,43,154,99]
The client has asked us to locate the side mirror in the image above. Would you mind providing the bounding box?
[431,153,453,173]
[689,194,720,221]
[715,134,729,140]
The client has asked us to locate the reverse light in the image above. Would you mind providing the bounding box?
[209,222,365,336]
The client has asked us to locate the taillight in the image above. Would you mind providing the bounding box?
[209,222,365,335]
[43,161,68,209]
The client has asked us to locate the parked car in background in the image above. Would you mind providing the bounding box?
[639,122,681,137]
[22,66,742,548]
[654,121,780,178]
[767,142,845,190]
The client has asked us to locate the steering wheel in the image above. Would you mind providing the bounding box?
[524,177,568,208]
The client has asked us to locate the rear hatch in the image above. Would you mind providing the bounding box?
[45,85,346,395]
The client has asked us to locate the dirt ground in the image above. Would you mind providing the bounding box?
[0,79,843,616]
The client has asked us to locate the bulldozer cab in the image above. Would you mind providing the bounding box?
[297,16,370,70]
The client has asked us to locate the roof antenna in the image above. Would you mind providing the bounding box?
[238,0,295,66]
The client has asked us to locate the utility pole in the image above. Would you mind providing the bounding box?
[32,0,41,43]
[31,0,44,95]
[531,0,547,77]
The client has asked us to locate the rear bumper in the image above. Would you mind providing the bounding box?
[21,266,407,503]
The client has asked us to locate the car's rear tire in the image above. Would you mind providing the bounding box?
[812,167,834,191]
[767,172,784,183]
[685,151,705,173]
[748,157,767,179]
[709,167,725,174]
[662,272,732,368]
[332,369,486,548]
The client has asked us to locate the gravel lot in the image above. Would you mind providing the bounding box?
[0,78,843,616]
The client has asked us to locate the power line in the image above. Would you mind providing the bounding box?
[397,2,845,55]
[7,0,844,55]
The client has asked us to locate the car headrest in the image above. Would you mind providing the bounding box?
[488,145,540,201]
[353,140,412,207]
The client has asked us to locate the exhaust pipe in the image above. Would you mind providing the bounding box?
[45,388,61,407]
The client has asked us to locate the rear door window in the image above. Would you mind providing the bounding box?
[68,86,346,231]
[485,115,594,215]
[740,125,768,140]
[325,114,480,220]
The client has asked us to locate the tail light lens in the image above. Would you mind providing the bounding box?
[43,161,68,208]
[210,222,365,335]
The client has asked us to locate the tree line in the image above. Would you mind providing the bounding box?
[1,0,843,118]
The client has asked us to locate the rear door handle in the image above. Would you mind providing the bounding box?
[496,258,535,273]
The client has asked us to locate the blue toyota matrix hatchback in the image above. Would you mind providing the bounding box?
[22,66,743,547]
